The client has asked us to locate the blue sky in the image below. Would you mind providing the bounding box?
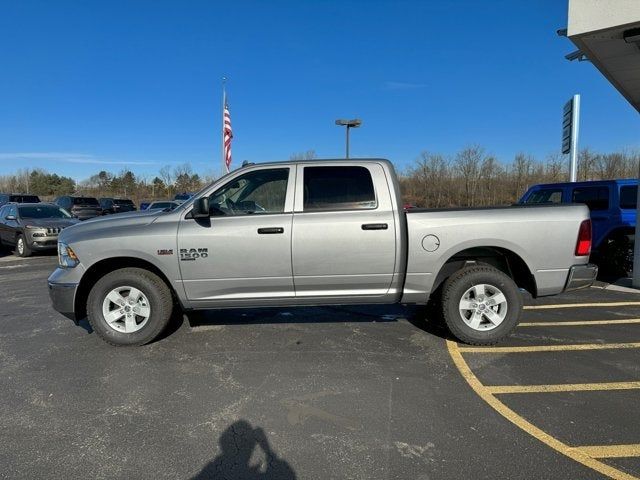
[0,0,638,181]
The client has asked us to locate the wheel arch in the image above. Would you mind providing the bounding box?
[75,257,182,321]
[597,226,635,246]
[431,246,537,297]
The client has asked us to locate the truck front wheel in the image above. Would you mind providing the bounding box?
[86,267,174,346]
[441,265,522,345]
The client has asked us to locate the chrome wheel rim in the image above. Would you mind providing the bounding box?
[458,283,508,331]
[101,286,151,333]
[17,237,24,255]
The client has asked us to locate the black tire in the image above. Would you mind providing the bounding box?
[441,265,522,345]
[87,267,174,346]
[16,234,32,257]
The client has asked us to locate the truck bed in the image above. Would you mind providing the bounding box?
[401,203,591,303]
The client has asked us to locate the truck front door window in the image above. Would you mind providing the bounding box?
[209,168,289,216]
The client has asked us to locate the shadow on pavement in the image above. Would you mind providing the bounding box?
[185,301,455,341]
[191,420,296,480]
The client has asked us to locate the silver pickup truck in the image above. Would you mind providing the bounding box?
[48,159,597,346]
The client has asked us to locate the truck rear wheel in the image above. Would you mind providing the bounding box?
[441,265,522,345]
[87,267,173,346]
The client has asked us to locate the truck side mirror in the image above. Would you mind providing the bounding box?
[192,197,210,218]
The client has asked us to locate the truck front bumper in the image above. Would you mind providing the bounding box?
[564,264,598,292]
[48,281,79,322]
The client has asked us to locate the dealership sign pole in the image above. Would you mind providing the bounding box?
[634,162,640,288]
[562,94,580,182]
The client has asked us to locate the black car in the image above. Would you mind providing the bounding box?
[99,197,137,214]
[0,203,79,257]
[54,195,102,220]
[0,193,41,207]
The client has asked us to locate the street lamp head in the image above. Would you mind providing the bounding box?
[335,118,362,128]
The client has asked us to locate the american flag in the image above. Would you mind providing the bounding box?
[223,96,233,173]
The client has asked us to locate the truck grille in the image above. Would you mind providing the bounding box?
[46,227,62,235]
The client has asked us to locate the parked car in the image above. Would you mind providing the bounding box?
[49,159,595,347]
[520,179,637,275]
[0,193,41,207]
[0,203,78,257]
[140,201,151,211]
[99,198,137,214]
[174,192,193,202]
[54,196,102,220]
[146,200,180,211]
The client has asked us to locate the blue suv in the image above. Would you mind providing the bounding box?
[520,179,637,275]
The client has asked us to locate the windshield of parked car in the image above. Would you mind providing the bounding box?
[150,202,176,210]
[11,195,40,203]
[72,197,99,205]
[18,205,72,219]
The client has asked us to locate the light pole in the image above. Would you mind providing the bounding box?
[335,118,362,159]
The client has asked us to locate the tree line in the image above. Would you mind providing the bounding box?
[0,147,637,207]
[0,163,213,206]
[400,146,639,208]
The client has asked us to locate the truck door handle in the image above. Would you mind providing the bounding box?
[361,223,388,230]
[257,227,284,234]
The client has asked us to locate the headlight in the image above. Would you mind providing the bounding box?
[58,242,79,268]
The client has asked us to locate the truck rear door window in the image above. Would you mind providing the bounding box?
[524,189,563,204]
[572,187,609,211]
[303,166,376,211]
[619,186,637,209]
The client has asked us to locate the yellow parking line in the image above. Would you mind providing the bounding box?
[525,302,640,310]
[574,444,640,459]
[458,342,640,353]
[519,318,640,327]
[486,381,640,394]
[447,340,638,480]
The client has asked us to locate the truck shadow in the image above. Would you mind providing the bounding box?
[182,302,454,341]
[191,419,296,480]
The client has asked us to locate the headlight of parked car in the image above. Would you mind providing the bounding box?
[58,242,79,268]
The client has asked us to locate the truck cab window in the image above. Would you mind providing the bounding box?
[209,168,289,216]
[572,187,609,211]
[619,185,637,209]
[303,166,377,211]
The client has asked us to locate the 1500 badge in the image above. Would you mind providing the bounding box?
[180,248,209,261]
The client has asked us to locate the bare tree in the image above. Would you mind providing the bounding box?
[454,146,484,206]
[159,165,174,196]
[289,150,318,160]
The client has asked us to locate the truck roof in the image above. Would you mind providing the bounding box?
[236,158,393,168]
[530,179,638,189]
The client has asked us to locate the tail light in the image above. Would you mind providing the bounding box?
[575,219,592,256]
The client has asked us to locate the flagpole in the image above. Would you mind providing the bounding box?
[221,76,227,176]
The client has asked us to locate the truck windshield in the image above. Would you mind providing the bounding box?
[523,189,563,204]
[73,197,99,206]
[19,205,72,219]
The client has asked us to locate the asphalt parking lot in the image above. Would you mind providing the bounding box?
[2,253,640,479]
